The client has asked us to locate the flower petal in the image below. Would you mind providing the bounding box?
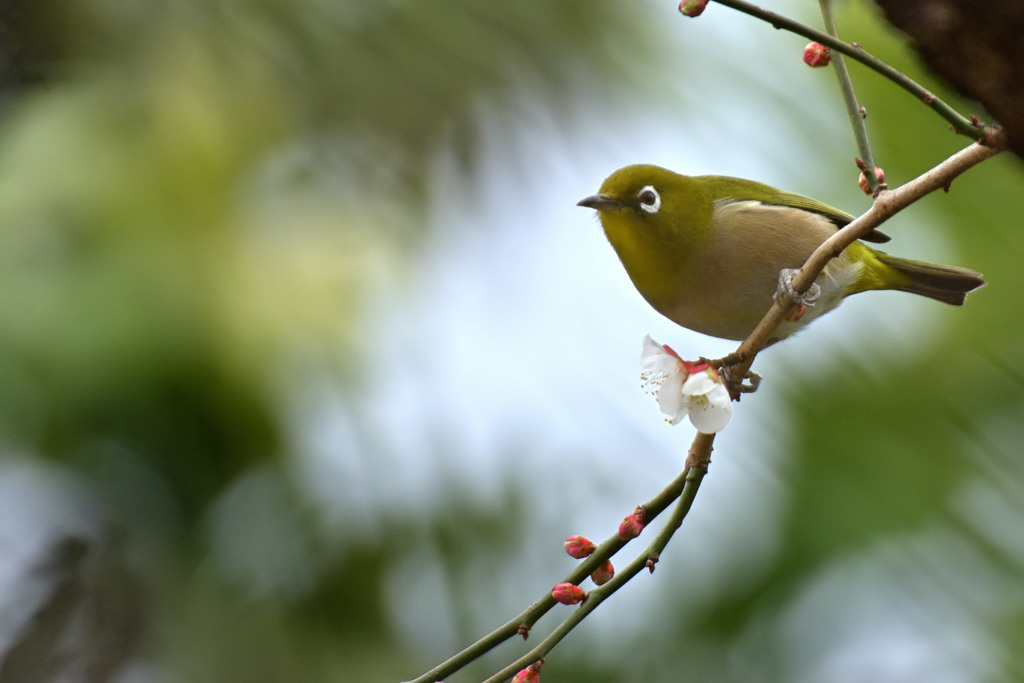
[658,369,688,423]
[681,368,719,397]
[640,334,678,373]
[686,383,733,433]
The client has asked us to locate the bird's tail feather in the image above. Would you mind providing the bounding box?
[877,254,985,306]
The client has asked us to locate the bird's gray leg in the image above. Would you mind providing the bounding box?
[722,367,761,399]
[701,354,761,400]
[774,268,821,307]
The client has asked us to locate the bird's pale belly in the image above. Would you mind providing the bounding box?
[655,252,862,342]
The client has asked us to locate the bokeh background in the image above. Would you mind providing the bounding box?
[0,1,1022,681]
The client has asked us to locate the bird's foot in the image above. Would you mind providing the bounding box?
[700,353,740,370]
[774,268,820,309]
[722,366,761,399]
[698,355,759,399]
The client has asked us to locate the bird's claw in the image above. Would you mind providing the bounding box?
[722,367,761,400]
[774,268,820,308]
[700,353,740,370]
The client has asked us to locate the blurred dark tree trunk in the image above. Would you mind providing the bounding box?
[0,0,51,93]
[875,0,1024,159]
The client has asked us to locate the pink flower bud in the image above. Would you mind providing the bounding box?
[564,535,597,559]
[591,560,614,586]
[512,660,543,683]
[678,0,708,17]
[803,42,831,67]
[858,167,885,194]
[551,582,587,605]
[618,512,646,540]
[661,343,683,362]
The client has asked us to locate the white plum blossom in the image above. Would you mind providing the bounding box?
[640,335,733,433]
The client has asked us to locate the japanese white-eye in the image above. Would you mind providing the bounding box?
[578,164,985,343]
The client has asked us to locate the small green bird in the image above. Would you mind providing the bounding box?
[578,164,985,343]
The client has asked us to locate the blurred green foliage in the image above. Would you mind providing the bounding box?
[0,0,657,680]
[0,0,649,511]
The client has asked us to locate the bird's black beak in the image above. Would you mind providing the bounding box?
[577,193,621,211]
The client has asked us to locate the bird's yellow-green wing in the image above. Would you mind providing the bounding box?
[698,175,890,243]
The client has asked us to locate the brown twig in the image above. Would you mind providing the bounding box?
[728,138,1003,382]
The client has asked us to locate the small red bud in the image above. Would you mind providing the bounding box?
[678,0,708,17]
[618,513,645,540]
[858,167,885,194]
[551,582,587,605]
[591,560,614,586]
[803,42,831,67]
[564,535,597,559]
[512,660,543,683]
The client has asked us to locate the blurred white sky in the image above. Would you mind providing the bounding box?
[272,2,987,679]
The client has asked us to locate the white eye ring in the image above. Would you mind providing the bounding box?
[637,185,661,214]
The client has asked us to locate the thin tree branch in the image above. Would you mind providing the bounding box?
[729,139,1003,381]
[407,436,714,683]
[818,0,879,190]
[484,440,713,683]
[710,0,984,139]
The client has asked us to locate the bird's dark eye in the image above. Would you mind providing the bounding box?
[637,185,661,214]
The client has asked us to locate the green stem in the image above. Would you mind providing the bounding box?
[710,0,983,139]
[406,461,699,683]
[483,465,709,683]
[818,0,878,190]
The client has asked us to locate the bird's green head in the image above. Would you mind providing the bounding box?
[577,164,717,314]
[577,164,703,221]
[577,164,715,275]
